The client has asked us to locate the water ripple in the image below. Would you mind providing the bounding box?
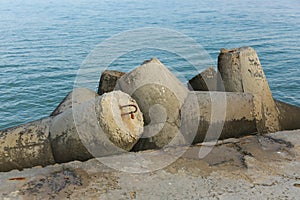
[0,0,299,129]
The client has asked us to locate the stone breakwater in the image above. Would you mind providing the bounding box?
[0,46,300,172]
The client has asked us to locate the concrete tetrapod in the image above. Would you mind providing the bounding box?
[115,58,189,150]
[188,66,224,91]
[0,90,143,172]
[275,100,300,131]
[50,91,144,163]
[189,66,300,131]
[181,91,262,144]
[0,118,55,172]
[51,88,99,116]
[97,70,125,95]
[218,47,280,133]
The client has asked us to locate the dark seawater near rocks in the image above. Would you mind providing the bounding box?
[0,0,299,130]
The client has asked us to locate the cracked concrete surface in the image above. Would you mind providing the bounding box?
[0,130,299,199]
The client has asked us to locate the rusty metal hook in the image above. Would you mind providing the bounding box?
[120,104,138,119]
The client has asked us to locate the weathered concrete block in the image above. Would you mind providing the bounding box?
[218,47,280,133]
[115,58,189,150]
[51,88,98,116]
[181,91,262,144]
[98,70,125,95]
[275,100,300,130]
[50,91,144,163]
[0,118,55,172]
[188,66,224,91]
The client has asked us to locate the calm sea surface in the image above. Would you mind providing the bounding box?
[0,0,299,129]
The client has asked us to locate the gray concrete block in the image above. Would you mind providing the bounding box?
[0,118,55,172]
[115,58,189,150]
[275,100,300,130]
[182,91,262,144]
[50,88,99,116]
[2,130,299,199]
[98,70,125,95]
[188,66,224,91]
[218,47,280,133]
[50,91,144,163]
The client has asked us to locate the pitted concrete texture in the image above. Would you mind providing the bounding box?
[98,70,125,95]
[115,58,188,105]
[275,100,300,131]
[115,58,189,150]
[0,130,299,199]
[188,66,224,91]
[50,88,99,116]
[218,47,280,133]
[96,91,144,151]
[50,91,144,163]
[0,118,55,172]
[182,91,261,144]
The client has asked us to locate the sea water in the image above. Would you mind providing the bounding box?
[0,0,299,129]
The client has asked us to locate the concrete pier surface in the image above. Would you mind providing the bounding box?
[0,129,299,199]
